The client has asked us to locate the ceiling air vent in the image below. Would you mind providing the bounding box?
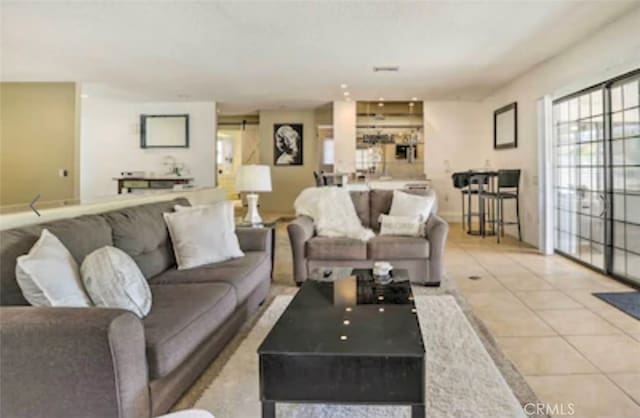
[373,66,399,73]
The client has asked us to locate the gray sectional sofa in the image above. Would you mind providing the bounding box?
[0,198,272,418]
[288,189,448,286]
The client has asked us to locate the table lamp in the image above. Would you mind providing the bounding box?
[235,165,272,225]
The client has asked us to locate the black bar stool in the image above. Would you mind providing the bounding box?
[451,172,470,230]
[465,173,491,236]
[481,169,522,243]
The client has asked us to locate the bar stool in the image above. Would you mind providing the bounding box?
[451,172,470,229]
[465,173,491,236]
[481,169,522,243]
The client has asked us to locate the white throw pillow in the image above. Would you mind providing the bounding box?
[389,190,436,222]
[379,214,425,237]
[15,229,92,307]
[164,201,244,270]
[81,246,152,318]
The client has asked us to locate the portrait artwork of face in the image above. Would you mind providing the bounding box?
[274,124,303,165]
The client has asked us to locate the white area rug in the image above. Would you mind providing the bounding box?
[194,295,526,418]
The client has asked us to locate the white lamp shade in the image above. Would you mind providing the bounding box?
[235,165,272,192]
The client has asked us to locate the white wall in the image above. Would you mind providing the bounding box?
[333,101,356,173]
[423,101,490,221]
[478,7,640,247]
[80,99,217,200]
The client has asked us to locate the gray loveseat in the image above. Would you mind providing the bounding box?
[288,189,448,286]
[0,198,272,418]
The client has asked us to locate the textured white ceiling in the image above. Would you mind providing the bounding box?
[2,1,638,113]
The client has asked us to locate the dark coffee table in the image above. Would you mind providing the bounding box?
[258,268,425,417]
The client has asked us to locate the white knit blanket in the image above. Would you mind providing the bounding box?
[294,187,375,242]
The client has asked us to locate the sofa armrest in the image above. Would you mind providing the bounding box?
[236,227,272,254]
[425,214,449,284]
[0,307,149,418]
[287,215,315,285]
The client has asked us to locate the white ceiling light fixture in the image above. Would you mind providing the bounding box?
[378,97,384,101]
[343,91,350,96]
[378,102,384,107]
[340,84,348,89]
[409,102,415,107]
[411,97,418,101]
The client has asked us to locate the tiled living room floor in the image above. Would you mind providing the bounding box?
[444,225,640,418]
[267,217,640,417]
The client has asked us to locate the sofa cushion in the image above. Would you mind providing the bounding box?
[367,235,430,260]
[144,283,236,379]
[0,215,112,306]
[306,237,367,260]
[149,251,270,304]
[102,198,189,279]
[349,191,371,228]
[370,189,437,231]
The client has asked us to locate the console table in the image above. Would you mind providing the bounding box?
[113,177,193,194]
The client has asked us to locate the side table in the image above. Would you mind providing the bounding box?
[236,221,277,280]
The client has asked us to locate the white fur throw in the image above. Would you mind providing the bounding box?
[294,187,375,242]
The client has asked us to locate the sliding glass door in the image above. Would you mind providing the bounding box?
[553,69,640,286]
[610,74,640,284]
[553,87,606,270]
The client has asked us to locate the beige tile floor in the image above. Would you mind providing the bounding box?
[445,224,640,418]
[267,215,640,417]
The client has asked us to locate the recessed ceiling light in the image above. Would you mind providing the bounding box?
[343,91,350,96]
[378,102,384,107]
[373,66,399,72]
[409,102,415,107]
[340,84,348,89]
[378,97,384,101]
[411,97,418,101]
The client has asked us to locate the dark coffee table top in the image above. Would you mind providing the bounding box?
[258,268,424,357]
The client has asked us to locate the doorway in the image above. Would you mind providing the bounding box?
[552,69,640,286]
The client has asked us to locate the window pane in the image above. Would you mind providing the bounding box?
[592,243,604,269]
[626,138,640,165]
[580,94,591,118]
[569,98,579,120]
[627,252,640,280]
[613,249,626,275]
[623,80,639,109]
[614,221,625,249]
[592,218,604,243]
[612,112,624,139]
[612,140,624,166]
[614,193,625,220]
[592,91,604,115]
[626,167,640,192]
[613,167,624,192]
[624,108,639,137]
[611,86,623,112]
[579,239,591,263]
[627,224,640,255]
[626,194,640,225]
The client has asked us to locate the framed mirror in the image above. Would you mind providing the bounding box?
[140,114,189,148]
[494,102,517,149]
